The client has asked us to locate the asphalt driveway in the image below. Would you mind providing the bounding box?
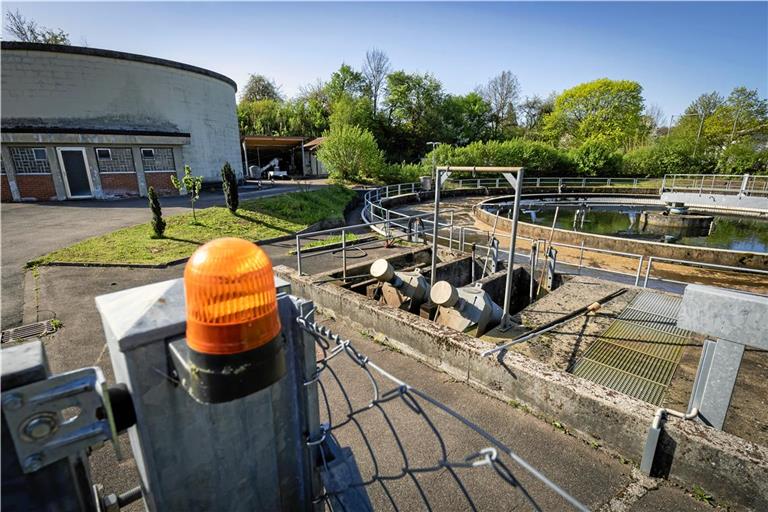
[1,180,327,329]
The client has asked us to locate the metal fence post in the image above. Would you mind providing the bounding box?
[449,211,454,250]
[296,236,302,275]
[430,170,442,288]
[578,241,585,274]
[635,255,644,286]
[501,168,524,327]
[342,229,347,282]
[643,257,654,288]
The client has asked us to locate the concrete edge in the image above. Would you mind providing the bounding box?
[274,264,768,511]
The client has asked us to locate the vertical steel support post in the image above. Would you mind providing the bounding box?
[578,241,585,275]
[634,255,644,286]
[342,229,347,282]
[296,236,302,275]
[429,169,442,288]
[501,168,524,327]
[529,243,538,304]
[449,211,454,251]
[643,257,654,288]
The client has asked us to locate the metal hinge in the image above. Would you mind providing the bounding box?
[2,367,121,473]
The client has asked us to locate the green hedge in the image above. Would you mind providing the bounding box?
[425,139,575,177]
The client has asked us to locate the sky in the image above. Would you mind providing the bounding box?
[3,2,767,121]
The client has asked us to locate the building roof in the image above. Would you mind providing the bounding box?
[241,135,306,150]
[304,137,326,151]
[1,42,237,91]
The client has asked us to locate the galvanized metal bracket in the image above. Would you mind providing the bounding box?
[677,285,767,430]
[1,367,119,473]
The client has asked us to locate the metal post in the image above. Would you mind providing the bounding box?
[643,256,654,288]
[397,184,401,195]
[342,229,347,282]
[460,226,465,252]
[529,243,538,304]
[430,169,442,288]
[296,236,302,275]
[634,255,644,286]
[449,211,454,251]
[578,241,585,274]
[501,169,524,327]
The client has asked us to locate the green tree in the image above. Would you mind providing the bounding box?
[571,137,623,176]
[519,94,556,137]
[220,162,239,213]
[170,166,204,223]
[147,186,166,238]
[241,74,282,103]
[543,79,647,151]
[317,124,384,182]
[325,64,366,101]
[441,93,492,146]
[383,71,445,161]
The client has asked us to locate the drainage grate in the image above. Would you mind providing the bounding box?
[569,291,692,405]
[1,320,56,344]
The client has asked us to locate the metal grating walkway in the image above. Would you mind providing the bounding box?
[569,291,692,405]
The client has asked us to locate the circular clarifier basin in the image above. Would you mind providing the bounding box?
[493,202,768,252]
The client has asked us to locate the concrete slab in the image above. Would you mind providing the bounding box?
[628,484,719,512]
[483,276,637,371]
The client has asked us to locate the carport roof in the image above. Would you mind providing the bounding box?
[241,135,305,150]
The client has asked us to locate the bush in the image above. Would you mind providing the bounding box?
[220,161,239,213]
[423,138,575,177]
[623,138,718,177]
[318,124,385,183]
[716,142,768,175]
[570,137,623,176]
[147,186,166,238]
[370,162,425,184]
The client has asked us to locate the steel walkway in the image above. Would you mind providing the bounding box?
[568,291,692,405]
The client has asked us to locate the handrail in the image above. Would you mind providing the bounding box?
[642,255,768,288]
[294,179,767,291]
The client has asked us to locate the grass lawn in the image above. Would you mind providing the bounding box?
[32,185,357,266]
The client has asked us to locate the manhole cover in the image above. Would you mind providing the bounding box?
[1,320,56,344]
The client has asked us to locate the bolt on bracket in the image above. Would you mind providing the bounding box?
[1,367,120,473]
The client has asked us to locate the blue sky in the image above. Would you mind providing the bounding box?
[4,2,767,121]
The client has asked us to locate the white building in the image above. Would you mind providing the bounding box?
[1,42,242,201]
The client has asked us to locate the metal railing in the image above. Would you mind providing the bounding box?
[642,256,768,288]
[293,180,766,292]
[447,177,661,190]
[661,173,768,197]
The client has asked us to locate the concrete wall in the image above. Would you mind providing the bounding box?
[474,203,768,270]
[1,44,242,182]
[274,265,768,510]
